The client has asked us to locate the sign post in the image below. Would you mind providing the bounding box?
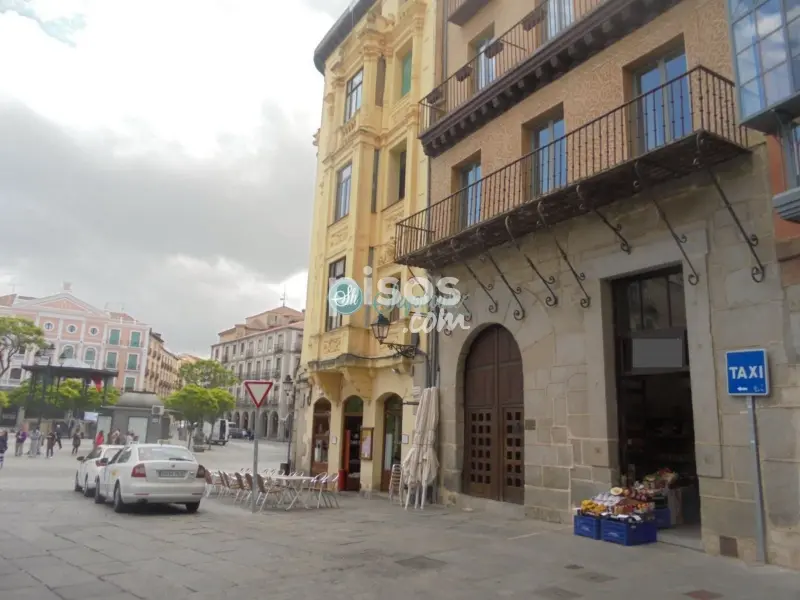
[725,349,769,564]
[243,380,273,514]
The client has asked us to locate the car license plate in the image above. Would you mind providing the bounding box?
[158,470,185,478]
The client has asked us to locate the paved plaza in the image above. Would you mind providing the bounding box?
[1,439,799,600]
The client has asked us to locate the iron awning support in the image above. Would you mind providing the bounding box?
[634,161,700,286]
[477,228,525,320]
[504,215,558,307]
[451,240,498,314]
[537,203,591,308]
[706,168,766,283]
[576,184,631,254]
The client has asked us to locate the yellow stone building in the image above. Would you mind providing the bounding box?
[296,0,437,494]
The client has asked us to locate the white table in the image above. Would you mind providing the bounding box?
[269,475,316,510]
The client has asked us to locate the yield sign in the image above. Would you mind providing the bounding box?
[243,380,273,409]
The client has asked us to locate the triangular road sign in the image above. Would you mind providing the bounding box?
[243,380,273,409]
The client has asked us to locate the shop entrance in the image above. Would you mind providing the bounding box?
[311,399,330,476]
[381,395,403,491]
[462,325,524,505]
[613,267,701,538]
[342,396,363,492]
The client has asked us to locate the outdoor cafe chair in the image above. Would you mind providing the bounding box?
[220,471,239,499]
[324,473,340,508]
[203,470,220,497]
[233,472,250,504]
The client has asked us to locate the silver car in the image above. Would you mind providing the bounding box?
[94,443,207,513]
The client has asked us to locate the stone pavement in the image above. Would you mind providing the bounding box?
[1,441,799,600]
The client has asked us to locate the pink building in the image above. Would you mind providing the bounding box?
[0,286,149,393]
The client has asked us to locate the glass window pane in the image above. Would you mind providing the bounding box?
[733,14,757,52]
[553,119,565,138]
[626,281,642,332]
[729,0,754,20]
[737,46,760,83]
[764,62,792,105]
[667,273,686,328]
[665,53,687,80]
[741,78,765,116]
[756,0,783,38]
[760,28,788,71]
[793,55,800,93]
[640,277,670,330]
[789,18,800,56]
[789,0,800,23]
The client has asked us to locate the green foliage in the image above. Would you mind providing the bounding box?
[7,379,119,411]
[209,388,235,417]
[178,359,237,389]
[165,384,219,424]
[0,390,8,408]
[0,317,47,378]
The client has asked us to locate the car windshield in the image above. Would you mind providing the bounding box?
[137,447,195,462]
[102,447,121,458]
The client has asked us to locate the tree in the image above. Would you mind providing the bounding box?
[0,390,8,408]
[165,385,221,448]
[0,317,46,379]
[7,379,119,412]
[209,388,235,419]
[178,359,237,389]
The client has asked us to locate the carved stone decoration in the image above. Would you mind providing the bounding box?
[322,333,343,356]
[378,238,396,267]
[329,223,348,248]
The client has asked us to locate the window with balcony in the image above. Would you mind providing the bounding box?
[276,358,282,375]
[326,257,346,331]
[635,50,690,152]
[124,376,136,391]
[130,331,141,347]
[106,352,118,369]
[9,367,21,380]
[61,345,74,359]
[108,329,120,345]
[473,33,496,91]
[389,144,407,205]
[126,354,138,371]
[335,163,352,221]
[458,162,483,228]
[84,348,96,365]
[401,50,413,97]
[547,0,575,40]
[345,69,363,122]
[530,114,567,196]
[255,360,261,377]
[246,362,252,378]
[237,364,243,378]
[731,0,798,119]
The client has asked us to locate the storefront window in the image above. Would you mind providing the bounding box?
[311,399,331,474]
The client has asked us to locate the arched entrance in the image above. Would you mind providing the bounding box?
[233,412,240,427]
[311,399,331,476]
[381,395,403,491]
[242,412,250,431]
[463,324,525,504]
[269,412,279,439]
[342,396,364,491]
[261,412,269,438]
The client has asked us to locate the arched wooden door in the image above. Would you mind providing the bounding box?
[463,325,525,504]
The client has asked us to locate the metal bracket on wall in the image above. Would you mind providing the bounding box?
[477,229,525,320]
[537,203,591,308]
[634,161,699,286]
[706,168,766,283]
[504,215,558,307]
[576,184,631,254]
[450,240,498,314]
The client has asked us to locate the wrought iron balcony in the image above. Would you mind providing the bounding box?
[447,0,492,26]
[419,0,682,156]
[397,67,748,269]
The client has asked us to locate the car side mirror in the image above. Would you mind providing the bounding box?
[76,456,85,462]
[98,458,109,466]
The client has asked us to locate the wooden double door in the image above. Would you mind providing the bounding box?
[463,325,525,505]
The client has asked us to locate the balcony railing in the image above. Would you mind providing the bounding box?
[271,369,281,380]
[398,67,747,267]
[420,0,605,133]
[273,343,284,353]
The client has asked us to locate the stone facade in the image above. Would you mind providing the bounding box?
[434,143,800,569]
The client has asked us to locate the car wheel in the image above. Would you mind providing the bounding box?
[94,479,104,504]
[185,502,200,514]
[83,476,93,497]
[74,473,82,492]
[112,483,126,513]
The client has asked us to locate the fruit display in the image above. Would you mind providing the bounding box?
[575,486,656,520]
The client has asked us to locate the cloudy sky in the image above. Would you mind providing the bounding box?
[0,0,353,355]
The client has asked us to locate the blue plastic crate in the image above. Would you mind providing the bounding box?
[654,507,672,529]
[601,519,657,546]
[573,515,601,540]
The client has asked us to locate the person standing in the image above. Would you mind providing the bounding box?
[125,431,133,446]
[71,431,81,455]
[14,429,27,457]
[55,428,62,450]
[28,428,41,458]
[94,430,104,448]
[0,430,8,470]
[45,430,56,459]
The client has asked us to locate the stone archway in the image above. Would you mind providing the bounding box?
[269,412,279,439]
[261,411,269,438]
[233,412,240,428]
[242,412,249,431]
[462,324,524,505]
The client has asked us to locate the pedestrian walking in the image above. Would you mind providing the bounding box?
[71,431,81,455]
[109,429,120,445]
[45,430,56,458]
[28,428,41,458]
[0,430,8,470]
[125,431,133,446]
[14,429,27,457]
[94,430,104,448]
[55,428,62,450]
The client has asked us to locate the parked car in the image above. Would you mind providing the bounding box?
[74,445,123,497]
[228,427,245,439]
[94,443,206,513]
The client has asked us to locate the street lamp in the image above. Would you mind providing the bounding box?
[370,314,424,359]
[33,344,56,428]
[283,374,294,471]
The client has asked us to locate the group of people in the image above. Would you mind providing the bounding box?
[93,428,135,448]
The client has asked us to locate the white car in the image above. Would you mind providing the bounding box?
[94,443,206,513]
[73,445,124,497]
